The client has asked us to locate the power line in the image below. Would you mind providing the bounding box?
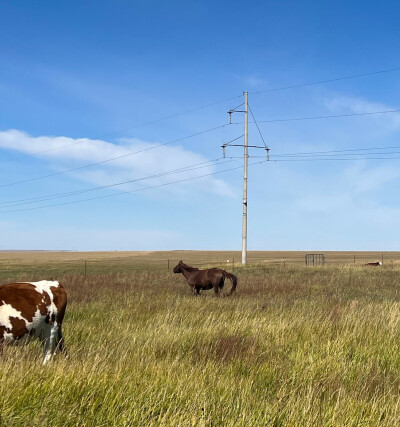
[3,66,399,163]
[2,65,399,164]
[250,66,400,95]
[2,66,398,173]
[0,160,267,214]
[272,151,400,158]
[0,95,243,164]
[241,155,400,162]
[0,158,236,208]
[259,109,400,123]
[271,156,400,162]
[225,142,400,160]
[269,144,400,157]
[0,124,229,189]
[230,108,400,125]
[97,95,242,134]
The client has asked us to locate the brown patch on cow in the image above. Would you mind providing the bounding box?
[40,291,51,315]
[0,283,44,322]
[51,284,68,323]
[9,317,28,339]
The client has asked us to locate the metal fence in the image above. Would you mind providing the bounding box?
[1,251,399,281]
[305,254,325,266]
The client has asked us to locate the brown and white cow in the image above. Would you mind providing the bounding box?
[0,280,67,365]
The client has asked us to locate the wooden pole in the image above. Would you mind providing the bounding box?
[242,91,248,265]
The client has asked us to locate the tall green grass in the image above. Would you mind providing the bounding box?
[1,264,400,426]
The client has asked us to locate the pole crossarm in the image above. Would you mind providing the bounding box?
[222,144,265,149]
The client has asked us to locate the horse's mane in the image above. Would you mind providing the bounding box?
[179,261,199,271]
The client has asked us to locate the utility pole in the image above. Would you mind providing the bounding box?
[225,91,267,266]
[242,91,248,265]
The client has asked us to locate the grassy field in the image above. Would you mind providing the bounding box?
[1,250,399,280]
[1,251,400,426]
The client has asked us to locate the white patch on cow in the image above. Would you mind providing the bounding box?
[28,280,59,298]
[27,309,47,338]
[0,302,28,330]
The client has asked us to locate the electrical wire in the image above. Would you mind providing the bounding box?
[224,142,400,160]
[258,109,400,123]
[272,151,400,158]
[3,65,399,163]
[0,159,267,214]
[269,144,400,157]
[229,108,400,125]
[0,158,236,208]
[250,66,400,95]
[0,94,243,164]
[3,66,400,163]
[240,155,400,162]
[271,156,400,162]
[2,65,400,212]
[0,123,230,189]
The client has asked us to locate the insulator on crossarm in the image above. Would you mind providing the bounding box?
[266,148,270,161]
[222,145,226,158]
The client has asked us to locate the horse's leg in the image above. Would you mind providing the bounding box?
[219,278,225,296]
[214,276,226,297]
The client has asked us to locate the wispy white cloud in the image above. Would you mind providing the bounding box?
[290,160,400,226]
[323,94,400,131]
[0,129,235,197]
[342,162,400,194]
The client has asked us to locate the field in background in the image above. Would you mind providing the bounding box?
[1,252,400,425]
[1,250,400,280]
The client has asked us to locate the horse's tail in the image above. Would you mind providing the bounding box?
[223,271,237,295]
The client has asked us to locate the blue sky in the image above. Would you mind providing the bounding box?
[1,0,400,251]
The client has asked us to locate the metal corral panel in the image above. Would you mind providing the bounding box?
[305,253,325,266]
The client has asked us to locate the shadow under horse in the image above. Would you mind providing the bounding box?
[173,260,237,296]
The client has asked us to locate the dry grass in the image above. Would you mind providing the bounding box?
[1,254,400,425]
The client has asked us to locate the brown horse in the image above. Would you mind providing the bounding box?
[173,261,237,296]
